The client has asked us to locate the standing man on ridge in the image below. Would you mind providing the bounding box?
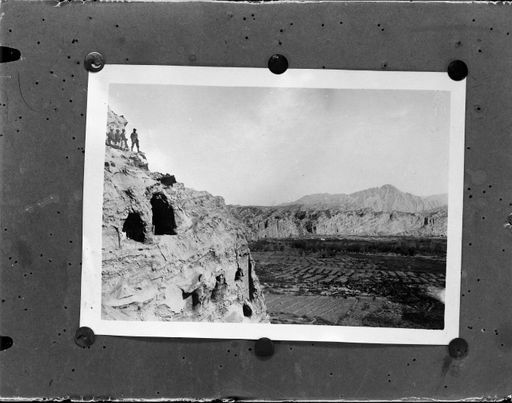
[120,128,128,150]
[114,129,121,146]
[130,128,140,153]
[106,126,115,146]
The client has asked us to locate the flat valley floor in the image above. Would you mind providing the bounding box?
[251,237,446,329]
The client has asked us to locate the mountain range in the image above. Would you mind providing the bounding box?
[281,184,447,214]
[229,185,448,239]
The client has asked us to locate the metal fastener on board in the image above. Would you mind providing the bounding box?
[84,52,105,73]
[447,60,468,81]
[75,326,96,347]
[255,337,275,357]
[448,337,469,359]
[268,54,288,75]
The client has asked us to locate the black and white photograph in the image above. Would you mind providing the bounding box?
[81,65,465,343]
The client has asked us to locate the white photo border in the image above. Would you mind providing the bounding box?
[81,65,465,345]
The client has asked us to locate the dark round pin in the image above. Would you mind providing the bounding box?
[447,60,468,81]
[74,326,95,348]
[84,51,105,73]
[448,337,468,359]
[268,54,288,75]
[255,337,274,357]
[0,46,21,64]
[0,336,13,351]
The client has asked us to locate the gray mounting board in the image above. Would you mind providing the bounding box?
[1,1,512,400]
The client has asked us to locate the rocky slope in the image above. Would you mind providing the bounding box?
[231,185,448,239]
[101,146,268,323]
[283,184,447,214]
[231,185,447,240]
[230,205,447,240]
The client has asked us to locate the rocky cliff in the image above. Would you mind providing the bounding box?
[231,185,447,240]
[101,146,268,323]
[230,205,447,240]
[107,106,128,132]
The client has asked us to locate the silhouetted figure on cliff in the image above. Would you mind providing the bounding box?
[114,129,121,146]
[106,126,114,146]
[130,128,140,152]
[120,128,128,149]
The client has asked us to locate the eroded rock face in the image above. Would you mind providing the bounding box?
[102,147,268,323]
[230,205,447,240]
[107,107,128,132]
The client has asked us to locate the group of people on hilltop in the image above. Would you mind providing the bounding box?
[106,127,140,152]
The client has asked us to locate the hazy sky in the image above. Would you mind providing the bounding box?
[108,84,450,206]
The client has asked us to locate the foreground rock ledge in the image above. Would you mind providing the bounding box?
[101,147,268,323]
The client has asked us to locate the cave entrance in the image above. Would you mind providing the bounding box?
[151,193,177,235]
[122,212,146,243]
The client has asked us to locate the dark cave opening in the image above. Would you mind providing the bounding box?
[182,289,201,308]
[151,193,177,235]
[234,266,243,281]
[243,303,253,318]
[211,274,227,302]
[122,212,146,243]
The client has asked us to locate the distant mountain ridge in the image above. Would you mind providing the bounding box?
[229,185,448,239]
[282,184,447,214]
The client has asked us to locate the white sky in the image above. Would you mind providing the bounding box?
[108,84,450,206]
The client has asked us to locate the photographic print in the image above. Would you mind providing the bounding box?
[81,65,465,343]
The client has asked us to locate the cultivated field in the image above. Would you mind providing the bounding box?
[251,237,446,329]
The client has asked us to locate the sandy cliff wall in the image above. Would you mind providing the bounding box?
[101,147,268,323]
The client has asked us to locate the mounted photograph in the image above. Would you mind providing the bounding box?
[81,65,465,344]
